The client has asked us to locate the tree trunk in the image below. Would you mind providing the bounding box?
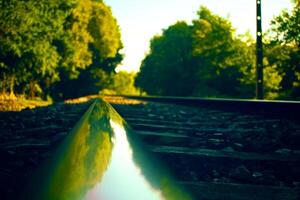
[9,75,16,100]
[29,81,35,99]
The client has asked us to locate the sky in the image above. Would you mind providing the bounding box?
[104,0,294,72]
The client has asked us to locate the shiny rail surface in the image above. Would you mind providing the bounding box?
[7,95,299,199]
[23,98,192,200]
[0,100,93,200]
[107,95,300,200]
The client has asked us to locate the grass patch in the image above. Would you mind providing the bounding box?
[0,94,51,112]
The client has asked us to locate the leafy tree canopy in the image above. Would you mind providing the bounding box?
[0,0,123,99]
[266,1,300,99]
[136,21,195,96]
[100,71,141,95]
[136,7,282,99]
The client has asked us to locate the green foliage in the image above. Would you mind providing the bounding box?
[136,21,195,96]
[136,7,282,99]
[59,0,94,76]
[266,2,300,99]
[0,0,123,100]
[88,2,122,59]
[51,0,123,100]
[0,0,69,95]
[191,7,247,97]
[101,71,142,95]
[270,2,300,47]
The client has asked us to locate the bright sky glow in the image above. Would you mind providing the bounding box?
[104,0,293,72]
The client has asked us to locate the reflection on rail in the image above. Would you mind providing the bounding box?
[24,99,191,200]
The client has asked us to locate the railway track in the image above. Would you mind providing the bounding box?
[0,95,300,199]
[106,96,300,200]
[0,98,93,199]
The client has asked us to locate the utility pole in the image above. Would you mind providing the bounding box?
[256,0,264,99]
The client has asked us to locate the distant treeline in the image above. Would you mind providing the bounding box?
[136,3,300,100]
[0,0,124,100]
[1,1,299,100]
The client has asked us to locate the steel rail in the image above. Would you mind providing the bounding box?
[23,98,192,200]
[108,95,300,200]
[119,95,300,118]
[20,96,300,200]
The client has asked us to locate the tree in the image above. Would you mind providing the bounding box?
[0,0,123,100]
[136,21,196,96]
[51,0,123,100]
[191,7,245,97]
[100,71,141,95]
[0,0,70,97]
[136,6,282,99]
[58,0,94,77]
[192,7,282,99]
[136,8,246,98]
[267,1,300,99]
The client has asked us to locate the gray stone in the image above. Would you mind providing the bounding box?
[252,172,263,178]
[275,148,292,155]
[229,165,251,181]
[212,169,220,177]
[222,147,235,152]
